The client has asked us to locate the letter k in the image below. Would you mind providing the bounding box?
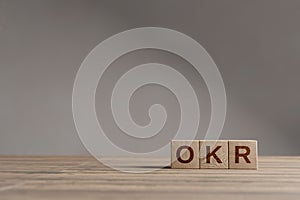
[206,146,222,163]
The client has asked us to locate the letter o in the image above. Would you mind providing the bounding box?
[176,145,194,163]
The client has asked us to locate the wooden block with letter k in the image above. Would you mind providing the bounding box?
[199,140,228,169]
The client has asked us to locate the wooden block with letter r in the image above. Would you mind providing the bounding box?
[229,140,258,169]
[171,140,199,169]
[199,140,228,169]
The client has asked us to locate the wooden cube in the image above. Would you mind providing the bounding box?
[229,140,258,169]
[171,140,199,169]
[199,140,228,169]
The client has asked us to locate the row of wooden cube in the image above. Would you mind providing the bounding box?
[171,140,257,169]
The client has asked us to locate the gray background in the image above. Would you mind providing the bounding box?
[1,0,299,156]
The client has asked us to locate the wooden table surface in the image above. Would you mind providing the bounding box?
[0,156,299,200]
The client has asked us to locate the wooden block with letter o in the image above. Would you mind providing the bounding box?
[229,140,258,169]
[171,140,199,169]
[199,140,228,169]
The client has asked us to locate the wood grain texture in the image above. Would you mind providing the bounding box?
[0,156,300,200]
[200,140,228,169]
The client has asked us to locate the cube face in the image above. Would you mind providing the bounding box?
[229,140,257,169]
[171,140,199,169]
[199,140,228,169]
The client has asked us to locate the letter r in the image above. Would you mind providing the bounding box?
[235,146,251,163]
